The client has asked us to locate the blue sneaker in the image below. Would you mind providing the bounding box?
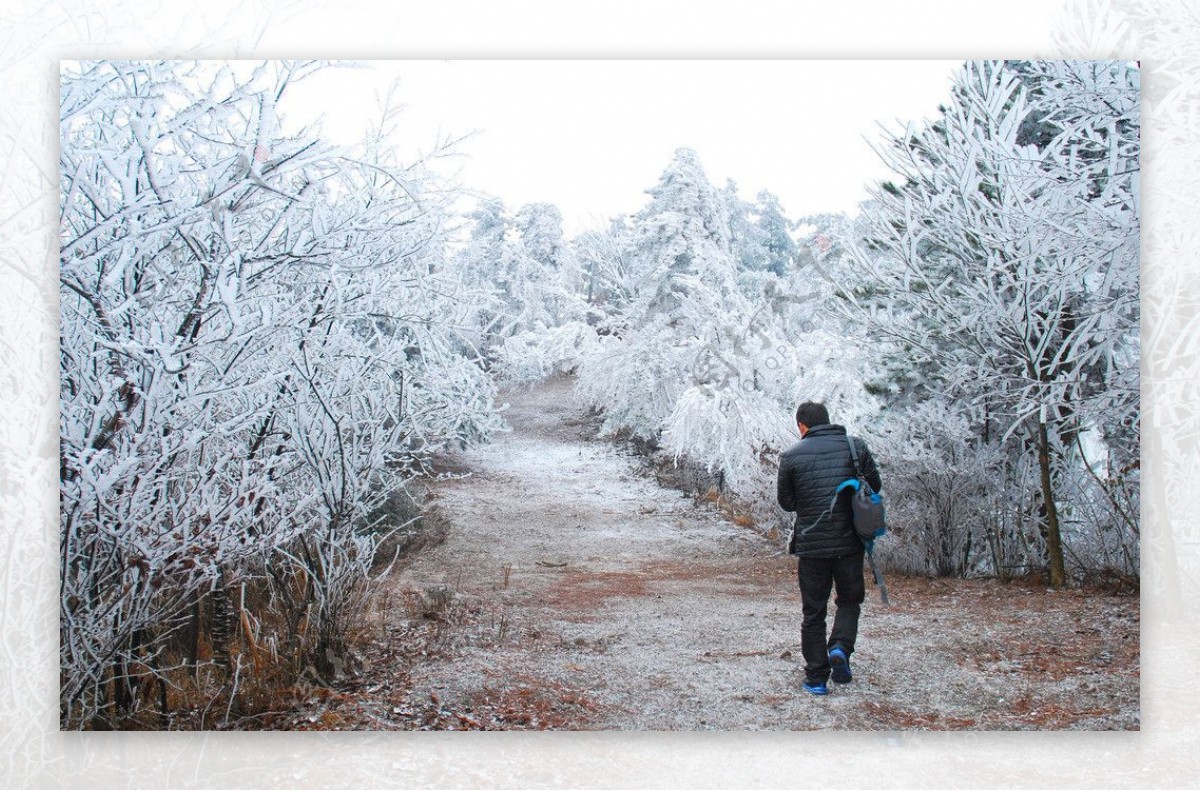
[828,645,852,684]
[802,680,829,696]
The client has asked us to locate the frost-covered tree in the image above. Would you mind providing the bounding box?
[577,148,745,439]
[452,198,512,343]
[755,191,799,277]
[513,202,587,329]
[569,149,876,497]
[847,60,1139,586]
[573,217,636,312]
[720,179,764,273]
[514,203,568,278]
[728,188,797,278]
[59,60,502,726]
[455,199,596,383]
[454,199,586,358]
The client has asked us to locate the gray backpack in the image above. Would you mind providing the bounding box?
[845,435,889,605]
[845,436,886,542]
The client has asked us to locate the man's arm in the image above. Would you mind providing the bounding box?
[777,453,796,512]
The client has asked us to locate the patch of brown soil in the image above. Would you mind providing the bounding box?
[638,557,785,585]
[546,569,650,610]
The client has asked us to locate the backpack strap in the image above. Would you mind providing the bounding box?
[865,546,890,605]
[846,434,863,480]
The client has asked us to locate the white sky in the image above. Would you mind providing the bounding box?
[286,60,962,234]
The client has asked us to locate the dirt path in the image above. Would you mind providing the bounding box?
[337,376,1138,731]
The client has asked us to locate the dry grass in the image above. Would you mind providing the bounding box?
[460,674,600,730]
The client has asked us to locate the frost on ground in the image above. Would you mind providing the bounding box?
[308,376,1138,731]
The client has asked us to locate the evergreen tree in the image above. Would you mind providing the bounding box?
[753,190,797,277]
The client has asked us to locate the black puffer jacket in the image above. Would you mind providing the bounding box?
[777,423,883,558]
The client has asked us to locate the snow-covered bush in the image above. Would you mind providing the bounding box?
[661,386,792,493]
[864,402,1011,577]
[495,321,602,386]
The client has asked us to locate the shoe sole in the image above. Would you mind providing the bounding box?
[803,685,828,696]
[829,650,852,684]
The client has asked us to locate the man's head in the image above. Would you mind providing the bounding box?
[795,402,830,437]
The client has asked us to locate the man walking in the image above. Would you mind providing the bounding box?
[777,402,882,696]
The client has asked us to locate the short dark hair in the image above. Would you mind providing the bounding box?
[795,402,830,428]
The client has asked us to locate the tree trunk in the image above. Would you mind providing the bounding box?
[1036,420,1067,587]
[209,573,235,678]
[186,595,202,680]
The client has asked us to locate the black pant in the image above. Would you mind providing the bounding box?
[797,551,865,684]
